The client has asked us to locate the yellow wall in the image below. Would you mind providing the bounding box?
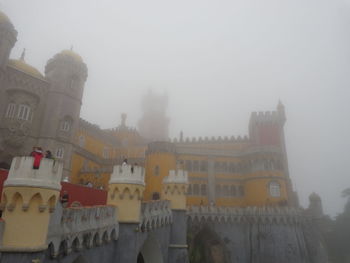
[144,152,176,201]
[1,187,59,250]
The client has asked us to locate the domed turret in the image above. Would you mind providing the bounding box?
[308,192,323,217]
[0,10,17,69]
[39,48,88,179]
[7,49,44,79]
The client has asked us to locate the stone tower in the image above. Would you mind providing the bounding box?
[39,50,88,179]
[138,90,169,142]
[0,10,17,69]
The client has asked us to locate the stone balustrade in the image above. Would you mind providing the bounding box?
[109,164,145,186]
[5,157,62,190]
[139,200,172,231]
[47,205,118,258]
[187,206,306,225]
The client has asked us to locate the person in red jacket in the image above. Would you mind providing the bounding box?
[30,147,43,169]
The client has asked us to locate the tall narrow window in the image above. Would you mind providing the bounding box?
[5,103,16,118]
[193,161,199,172]
[269,181,281,197]
[103,147,109,159]
[154,165,160,176]
[56,147,64,159]
[238,185,245,197]
[61,119,72,132]
[193,184,200,195]
[230,185,237,196]
[201,184,207,196]
[17,104,31,121]
[186,160,192,172]
[78,135,85,147]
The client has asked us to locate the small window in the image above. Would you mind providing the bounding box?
[154,165,160,176]
[238,185,245,197]
[152,192,160,200]
[223,185,229,197]
[17,104,31,121]
[5,103,16,118]
[103,147,109,159]
[78,135,85,147]
[216,184,222,197]
[200,161,208,172]
[68,75,79,89]
[187,184,193,195]
[269,181,281,197]
[230,185,237,196]
[185,160,192,172]
[193,161,199,172]
[56,147,64,159]
[61,119,72,132]
[201,184,207,196]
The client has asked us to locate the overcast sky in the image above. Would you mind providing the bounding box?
[2,0,349,216]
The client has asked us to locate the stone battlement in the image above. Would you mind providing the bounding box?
[109,164,145,186]
[250,111,281,123]
[139,200,172,231]
[163,170,188,184]
[172,135,249,144]
[4,157,62,190]
[187,205,306,224]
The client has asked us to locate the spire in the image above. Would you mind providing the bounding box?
[121,113,127,127]
[19,48,26,61]
[180,131,183,142]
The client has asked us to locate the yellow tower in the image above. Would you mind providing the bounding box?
[0,157,62,251]
[107,164,145,223]
[162,169,188,210]
[144,142,176,201]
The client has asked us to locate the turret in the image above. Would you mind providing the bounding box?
[107,164,145,223]
[39,49,88,178]
[0,10,17,69]
[162,169,188,210]
[0,157,62,251]
[308,192,323,218]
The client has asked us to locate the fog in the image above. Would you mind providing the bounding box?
[2,0,349,216]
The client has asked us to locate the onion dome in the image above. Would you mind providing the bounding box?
[7,49,44,80]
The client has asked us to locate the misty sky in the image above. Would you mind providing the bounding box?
[2,0,350,216]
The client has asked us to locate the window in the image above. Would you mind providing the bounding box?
[79,135,85,147]
[193,161,199,172]
[193,184,200,195]
[17,104,31,121]
[61,119,72,132]
[200,161,208,172]
[238,185,245,197]
[216,185,222,197]
[201,184,207,196]
[269,181,281,197]
[154,165,160,176]
[187,184,193,195]
[103,147,109,159]
[56,147,64,159]
[5,103,16,118]
[185,160,192,172]
[230,185,237,196]
[68,75,79,89]
[223,185,229,197]
[152,192,160,200]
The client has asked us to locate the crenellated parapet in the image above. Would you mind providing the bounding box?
[139,200,172,232]
[4,157,62,190]
[107,164,145,223]
[172,135,249,144]
[187,206,306,225]
[47,205,118,258]
[162,170,188,210]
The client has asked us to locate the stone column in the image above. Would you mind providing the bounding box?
[162,169,189,263]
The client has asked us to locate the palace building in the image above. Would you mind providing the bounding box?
[0,9,298,208]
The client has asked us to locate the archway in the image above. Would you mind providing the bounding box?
[138,235,163,263]
[188,225,230,263]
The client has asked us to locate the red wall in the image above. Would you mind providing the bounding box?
[0,170,8,201]
[257,124,281,146]
[60,182,107,207]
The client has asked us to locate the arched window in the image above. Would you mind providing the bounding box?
[154,165,160,176]
[222,162,227,173]
[103,147,109,159]
[200,184,207,196]
[223,185,229,197]
[56,147,64,159]
[61,118,72,132]
[17,104,31,121]
[269,181,281,197]
[5,103,16,118]
[214,162,220,172]
[216,185,222,197]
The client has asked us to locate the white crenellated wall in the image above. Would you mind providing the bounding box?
[163,170,188,184]
[109,164,145,186]
[4,157,63,190]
